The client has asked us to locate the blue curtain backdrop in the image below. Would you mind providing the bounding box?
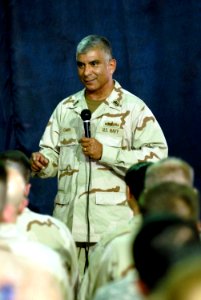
[1,0,201,214]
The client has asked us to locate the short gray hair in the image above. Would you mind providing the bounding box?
[145,157,194,189]
[76,35,113,60]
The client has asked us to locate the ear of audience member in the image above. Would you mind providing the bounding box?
[132,213,201,295]
[0,162,7,217]
[124,162,153,214]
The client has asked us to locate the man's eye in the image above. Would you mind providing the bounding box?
[77,62,84,68]
[91,61,98,66]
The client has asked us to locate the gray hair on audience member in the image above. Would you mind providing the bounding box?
[145,157,194,189]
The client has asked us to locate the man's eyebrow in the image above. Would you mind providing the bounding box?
[76,60,84,65]
[90,60,100,64]
[76,59,100,65]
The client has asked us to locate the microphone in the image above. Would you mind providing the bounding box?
[81,109,91,138]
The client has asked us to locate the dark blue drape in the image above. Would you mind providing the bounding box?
[1,0,201,214]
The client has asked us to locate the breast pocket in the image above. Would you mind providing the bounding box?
[95,116,124,147]
[95,131,123,148]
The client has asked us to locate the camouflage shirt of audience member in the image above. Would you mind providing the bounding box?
[78,215,142,300]
[35,80,167,243]
[16,207,79,292]
[93,271,142,300]
[0,223,73,300]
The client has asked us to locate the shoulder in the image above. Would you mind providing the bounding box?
[57,89,85,108]
[94,272,139,300]
[18,209,72,237]
[112,81,147,110]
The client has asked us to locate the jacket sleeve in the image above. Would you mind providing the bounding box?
[35,104,62,178]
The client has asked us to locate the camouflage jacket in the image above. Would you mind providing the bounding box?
[36,81,168,242]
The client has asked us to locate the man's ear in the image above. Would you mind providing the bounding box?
[108,58,116,75]
[126,185,133,201]
[24,183,31,197]
[18,197,29,214]
[136,279,150,296]
[2,204,15,223]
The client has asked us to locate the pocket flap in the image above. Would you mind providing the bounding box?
[59,128,78,146]
[95,192,126,205]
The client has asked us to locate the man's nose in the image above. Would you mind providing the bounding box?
[83,64,92,76]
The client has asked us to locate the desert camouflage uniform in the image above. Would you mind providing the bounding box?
[16,207,79,292]
[93,271,142,300]
[0,223,73,300]
[78,215,142,300]
[36,80,168,242]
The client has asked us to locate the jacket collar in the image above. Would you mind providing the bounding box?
[65,80,124,114]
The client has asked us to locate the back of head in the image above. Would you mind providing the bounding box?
[125,162,153,200]
[0,150,31,184]
[0,162,7,217]
[0,251,65,300]
[76,34,113,60]
[139,181,200,222]
[133,213,200,292]
[148,248,201,300]
[145,157,194,188]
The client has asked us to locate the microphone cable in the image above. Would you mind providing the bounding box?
[84,155,92,272]
[81,109,92,272]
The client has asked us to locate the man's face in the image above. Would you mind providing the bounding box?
[76,48,116,94]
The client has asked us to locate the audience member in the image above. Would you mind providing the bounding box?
[0,163,73,299]
[133,214,200,293]
[89,157,199,300]
[148,247,201,300]
[94,214,201,300]
[145,156,194,188]
[79,162,152,300]
[0,149,79,293]
[0,250,65,300]
[139,181,200,223]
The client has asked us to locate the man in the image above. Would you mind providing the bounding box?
[82,181,199,300]
[0,164,66,300]
[145,156,194,188]
[78,162,152,300]
[83,157,197,300]
[139,181,200,222]
[0,251,66,300]
[0,165,73,299]
[148,247,201,300]
[0,150,79,295]
[94,214,201,300]
[30,35,167,266]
